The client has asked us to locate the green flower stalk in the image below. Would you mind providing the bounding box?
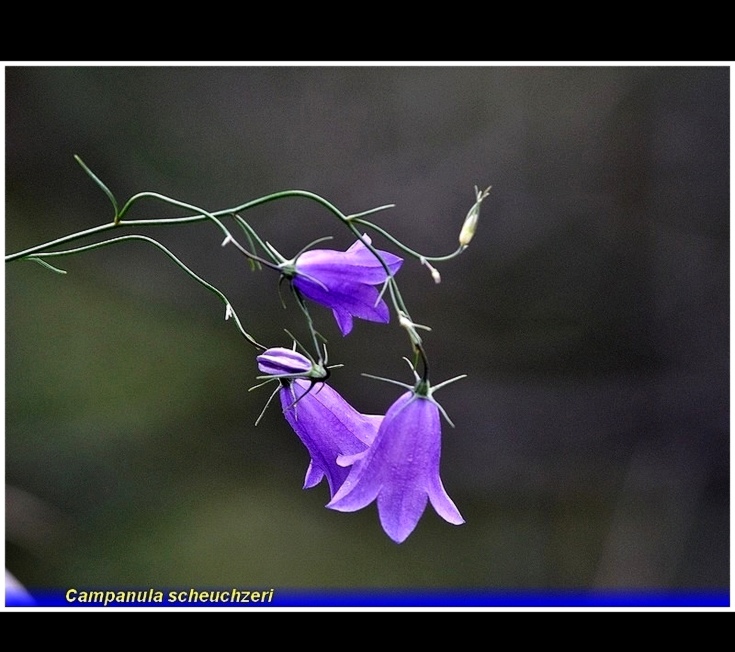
[6,155,490,542]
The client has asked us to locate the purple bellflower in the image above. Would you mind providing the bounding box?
[283,236,403,336]
[327,383,465,543]
[256,347,381,496]
[281,379,382,495]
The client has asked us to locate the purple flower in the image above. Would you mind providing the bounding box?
[256,347,381,496]
[289,236,403,336]
[280,379,381,496]
[327,390,464,543]
[256,346,317,378]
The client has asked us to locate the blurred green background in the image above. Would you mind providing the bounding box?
[4,65,729,596]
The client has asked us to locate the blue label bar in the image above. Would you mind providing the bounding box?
[6,587,730,608]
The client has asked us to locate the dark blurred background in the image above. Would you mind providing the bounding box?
[4,66,729,595]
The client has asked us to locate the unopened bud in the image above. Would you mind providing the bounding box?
[420,257,442,284]
[459,185,491,247]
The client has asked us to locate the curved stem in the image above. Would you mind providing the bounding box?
[6,199,280,272]
[290,286,325,363]
[231,214,276,267]
[6,190,358,264]
[6,221,119,262]
[131,189,427,358]
[351,217,466,263]
[6,184,440,373]
[119,192,281,271]
[114,189,351,228]
[29,235,266,351]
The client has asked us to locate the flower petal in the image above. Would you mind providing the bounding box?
[257,347,313,376]
[294,276,390,325]
[428,476,465,525]
[327,464,382,513]
[296,239,402,287]
[326,390,463,542]
[303,461,325,489]
[342,238,404,282]
[377,487,429,544]
[290,238,401,334]
[331,308,354,336]
[281,379,377,496]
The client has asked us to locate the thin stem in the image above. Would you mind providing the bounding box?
[31,235,266,351]
[338,218,429,371]
[74,154,119,219]
[231,214,276,266]
[6,190,357,264]
[119,192,281,271]
[351,217,466,263]
[6,221,120,262]
[118,189,352,227]
[345,204,396,219]
[6,196,279,271]
[6,181,441,376]
[290,286,326,363]
[418,345,430,382]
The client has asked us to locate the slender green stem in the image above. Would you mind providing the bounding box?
[225,189,350,223]
[338,218,429,375]
[117,192,281,271]
[339,220,409,314]
[115,189,427,363]
[30,235,266,351]
[290,287,326,363]
[6,196,279,271]
[116,192,231,236]
[4,215,224,263]
[7,221,120,262]
[117,189,352,227]
[6,190,364,263]
[28,258,68,274]
[74,155,119,218]
[345,204,396,219]
[6,180,448,377]
[351,217,466,262]
[231,214,278,269]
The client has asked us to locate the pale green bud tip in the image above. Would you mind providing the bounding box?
[420,257,442,284]
[459,185,491,246]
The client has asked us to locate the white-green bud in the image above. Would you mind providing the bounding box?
[420,257,442,284]
[459,185,491,247]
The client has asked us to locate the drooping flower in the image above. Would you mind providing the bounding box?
[281,379,381,496]
[283,236,403,336]
[256,347,381,496]
[327,387,464,543]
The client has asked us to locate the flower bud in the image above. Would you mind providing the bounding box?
[421,258,441,284]
[256,347,314,377]
[459,185,491,247]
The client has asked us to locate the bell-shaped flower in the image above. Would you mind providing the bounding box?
[286,236,403,336]
[280,379,381,496]
[256,347,381,496]
[327,388,464,543]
